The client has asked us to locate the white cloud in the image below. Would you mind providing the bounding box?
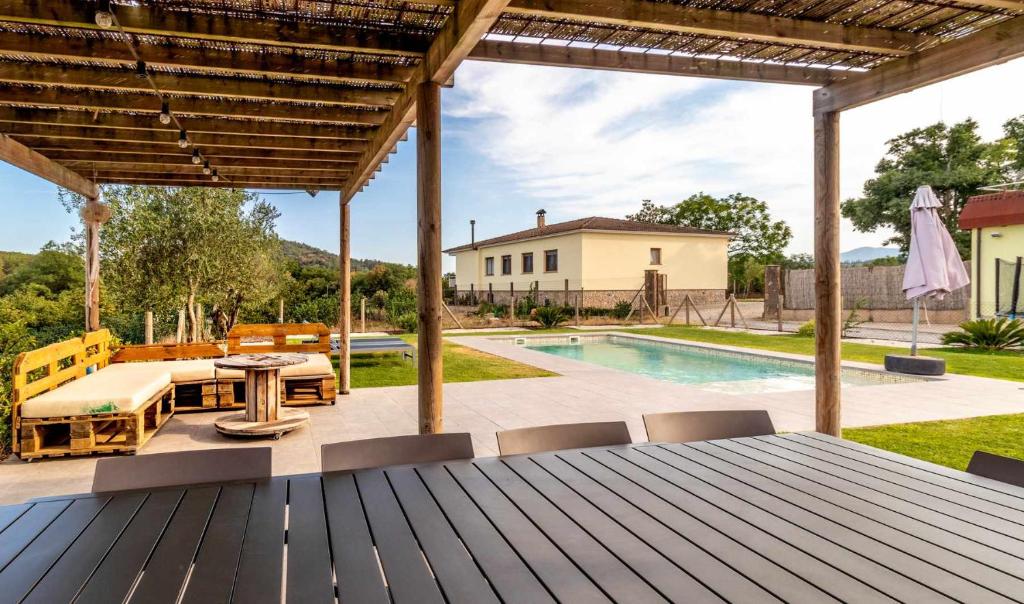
[448,58,1024,254]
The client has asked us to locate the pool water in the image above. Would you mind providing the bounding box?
[527,337,902,394]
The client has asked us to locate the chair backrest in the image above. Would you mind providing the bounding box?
[967,451,1024,488]
[321,433,475,473]
[81,329,112,368]
[227,323,330,359]
[92,447,273,493]
[496,421,632,456]
[643,410,775,443]
[111,342,226,363]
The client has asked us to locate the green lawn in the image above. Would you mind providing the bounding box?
[844,414,1024,471]
[624,325,1024,382]
[338,336,555,388]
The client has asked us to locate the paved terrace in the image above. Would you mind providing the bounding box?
[3,332,1024,504]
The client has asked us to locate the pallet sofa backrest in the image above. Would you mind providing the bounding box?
[227,323,331,358]
[12,329,113,406]
[82,329,112,369]
[111,342,226,363]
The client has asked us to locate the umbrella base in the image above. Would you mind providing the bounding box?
[884,354,945,376]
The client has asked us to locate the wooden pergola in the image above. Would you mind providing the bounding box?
[1,1,1021,437]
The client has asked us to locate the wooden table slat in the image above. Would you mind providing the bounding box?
[283,475,335,604]
[181,484,255,604]
[716,437,1024,566]
[446,461,610,603]
[22,493,146,604]
[759,436,1024,536]
[355,469,445,604]
[533,453,771,603]
[502,454,724,604]
[665,442,1024,601]
[386,466,500,604]
[322,473,390,604]
[231,478,287,604]
[74,489,184,604]
[571,449,875,603]
[0,500,71,572]
[416,465,556,604]
[129,486,220,604]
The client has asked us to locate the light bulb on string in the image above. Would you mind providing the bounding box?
[95,0,113,28]
[158,100,171,125]
[135,60,147,79]
[202,161,211,175]
[178,129,190,148]
[211,169,219,182]
[191,149,202,165]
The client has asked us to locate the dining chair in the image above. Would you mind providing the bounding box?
[92,447,272,493]
[966,451,1024,488]
[321,433,475,473]
[643,410,775,443]
[496,421,632,456]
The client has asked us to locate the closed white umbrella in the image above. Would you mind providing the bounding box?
[902,185,970,355]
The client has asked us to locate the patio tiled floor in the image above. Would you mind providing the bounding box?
[3,332,1024,504]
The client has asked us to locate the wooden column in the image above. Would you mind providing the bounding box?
[338,196,352,395]
[80,197,109,333]
[814,110,842,437]
[417,80,443,434]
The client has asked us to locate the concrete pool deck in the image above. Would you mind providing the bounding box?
[3,331,1023,504]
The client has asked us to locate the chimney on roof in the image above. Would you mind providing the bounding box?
[470,220,476,250]
[536,209,546,228]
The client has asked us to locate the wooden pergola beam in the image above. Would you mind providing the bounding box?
[3,125,370,153]
[0,62,400,108]
[0,0,430,57]
[58,162,352,176]
[946,0,1024,10]
[95,177,346,190]
[469,40,845,86]
[0,132,97,197]
[90,171,349,184]
[0,31,415,86]
[54,154,357,169]
[814,16,1024,113]
[0,108,376,140]
[506,0,931,56]
[33,145,361,163]
[0,87,388,125]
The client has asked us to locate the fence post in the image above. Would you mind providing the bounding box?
[685,299,690,325]
[278,298,284,323]
[564,278,569,306]
[534,280,539,304]
[360,297,366,333]
[176,309,185,343]
[778,294,784,332]
[575,294,580,326]
[729,296,736,327]
[469,283,475,305]
[512,296,517,325]
[144,311,154,344]
[196,303,204,342]
[488,282,494,303]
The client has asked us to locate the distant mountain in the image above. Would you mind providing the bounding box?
[840,247,900,263]
[279,239,407,272]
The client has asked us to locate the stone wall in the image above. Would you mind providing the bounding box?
[456,288,726,310]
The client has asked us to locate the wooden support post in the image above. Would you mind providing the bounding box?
[417,80,443,435]
[176,309,186,343]
[564,278,569,306]
[278,298,285,323]
[339,196,352,395]
[533,280,539,303]
[778,294,784,332]
[195,304,204,342]
[360,297,366,333]
[144,311,153,344]
[814,110,842,438]
[575,295,580,326]
[81,197,108,333]
[512,296,517,325]
[488,282,494,303]
[469,283,475,305]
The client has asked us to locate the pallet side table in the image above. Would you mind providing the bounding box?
[213,353,310,439]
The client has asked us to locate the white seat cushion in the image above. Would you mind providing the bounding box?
[21,364,172,418]
[216,354,334,380]
[147,359,217,383]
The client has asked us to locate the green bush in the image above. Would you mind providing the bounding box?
[611,300,632,320]
[395,311,418,333]
[796,319,815,338]
[942,318,1024,350]
[534,305,567,329]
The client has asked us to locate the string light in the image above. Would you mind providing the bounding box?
[202,161,211,175]
[135,60,147,79]
[177,129,190,148]
[191,149,202,164]
[211,169,219,182]
[94,0,113,28]
[158,100,171,125]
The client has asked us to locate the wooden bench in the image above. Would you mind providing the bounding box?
[222,323,337,407]
[12,330,175,460]
[110,342,227,412]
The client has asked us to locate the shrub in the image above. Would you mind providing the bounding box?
[534,305,566,329]
[611,300,632,320]
[395,311,418,333]
[941,318,1024,350]
[796,319,815,338]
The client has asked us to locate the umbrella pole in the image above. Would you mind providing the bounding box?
[911,297,920,357]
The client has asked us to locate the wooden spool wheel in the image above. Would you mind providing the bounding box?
[213,353,310,439]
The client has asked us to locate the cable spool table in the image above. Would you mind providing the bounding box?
[213,353,310,439]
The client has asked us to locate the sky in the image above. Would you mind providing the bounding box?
[1,56,1022,273]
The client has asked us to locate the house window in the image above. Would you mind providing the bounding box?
[650,247,662,265]
[484,257,494,276]
[522,252,534,274]
[501,255,512,275]
[544,249,558,272]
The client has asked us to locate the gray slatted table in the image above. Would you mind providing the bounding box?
[3,433,1024,603]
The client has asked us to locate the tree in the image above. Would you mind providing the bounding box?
[62,186,285,341]
[0,242,83,297]
[841,117,1020,257]
[782,253,814,270]
[628,193,792,294]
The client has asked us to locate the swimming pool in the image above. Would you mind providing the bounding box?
[518,334,916,394]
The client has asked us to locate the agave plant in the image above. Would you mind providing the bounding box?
[941,318,1024,350]
[533,305,567,329]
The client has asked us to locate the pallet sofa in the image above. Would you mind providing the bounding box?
[109,341,227,412]
[12,330,175,460]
